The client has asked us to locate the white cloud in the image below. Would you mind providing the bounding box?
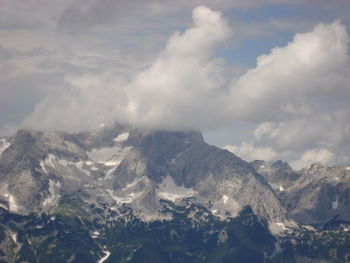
[0,123,17,137]
[291,148,335,170]
[7,5,350,168]
[227,109,350,167]
[23,6,232,131]
[229,20,349,121]
[26,10,350,133]
[22,73,129,131]
[223,19,350,167]
[229,107,350,167]
[224,142,282,162]
[125,6,231,130]
[249,119,328,152]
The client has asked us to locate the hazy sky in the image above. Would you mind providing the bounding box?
[1,0,350,168]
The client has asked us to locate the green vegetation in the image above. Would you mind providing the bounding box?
[0,199,349,263]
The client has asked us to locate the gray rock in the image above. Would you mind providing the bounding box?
[0,125,287,224]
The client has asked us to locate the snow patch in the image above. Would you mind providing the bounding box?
[157,176,193,202]
[40,161,48,175]
[346,166,350,170]
[276,222,286,229]
[56,159,91,176]
[114,132,129,143]
[122,176,145,191]
[279,185,285,192]
[45,154,56,169]
[222,195,229,205]
[304,225,316,231]
[88,146,132,167]
[106,189,133,203]
[0,203,8,210]
[98,250,111,263]
[43,180,61,207]
[0,138,10,156]
[103,158,122,166]
[91,231,100,239]
[11,232,17,244]
[8,195,18,212]
[269,222,286,235]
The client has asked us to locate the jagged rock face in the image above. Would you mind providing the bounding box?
[251,160,301,193]
[1,127,350,263]
[0,125,286,224]
[283,163,350,224]
[113,130,286,222]
[0,130,89,213]
[254,160,350,225]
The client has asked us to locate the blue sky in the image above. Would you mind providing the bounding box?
[1,0,350,168]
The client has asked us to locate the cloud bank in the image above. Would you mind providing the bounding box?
[224,20,350,168]
[9,5,350,167]
[23,6,232,131]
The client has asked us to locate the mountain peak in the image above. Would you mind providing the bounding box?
[271,160,292,170]
[0,125,286,223]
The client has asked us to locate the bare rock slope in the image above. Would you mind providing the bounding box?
[0,124,286,225]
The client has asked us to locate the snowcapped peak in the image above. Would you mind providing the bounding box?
[113,132,129,143]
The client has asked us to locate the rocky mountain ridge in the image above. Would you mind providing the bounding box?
[0,125,286,225]
[0,124,350,262]
[253,160,350,225]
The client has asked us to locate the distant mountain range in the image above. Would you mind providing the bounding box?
[0,124,349,263]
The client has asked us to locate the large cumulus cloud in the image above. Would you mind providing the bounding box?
[229,20,349,121]
[17,6,350,167]
[23,6,232,131]
[225,20,350,168]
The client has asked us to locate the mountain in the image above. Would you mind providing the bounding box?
[252,160,350,226]
[0,124,349,263]
[251,160,301,194]
[0,125,286,223]
[283,163,350,225]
